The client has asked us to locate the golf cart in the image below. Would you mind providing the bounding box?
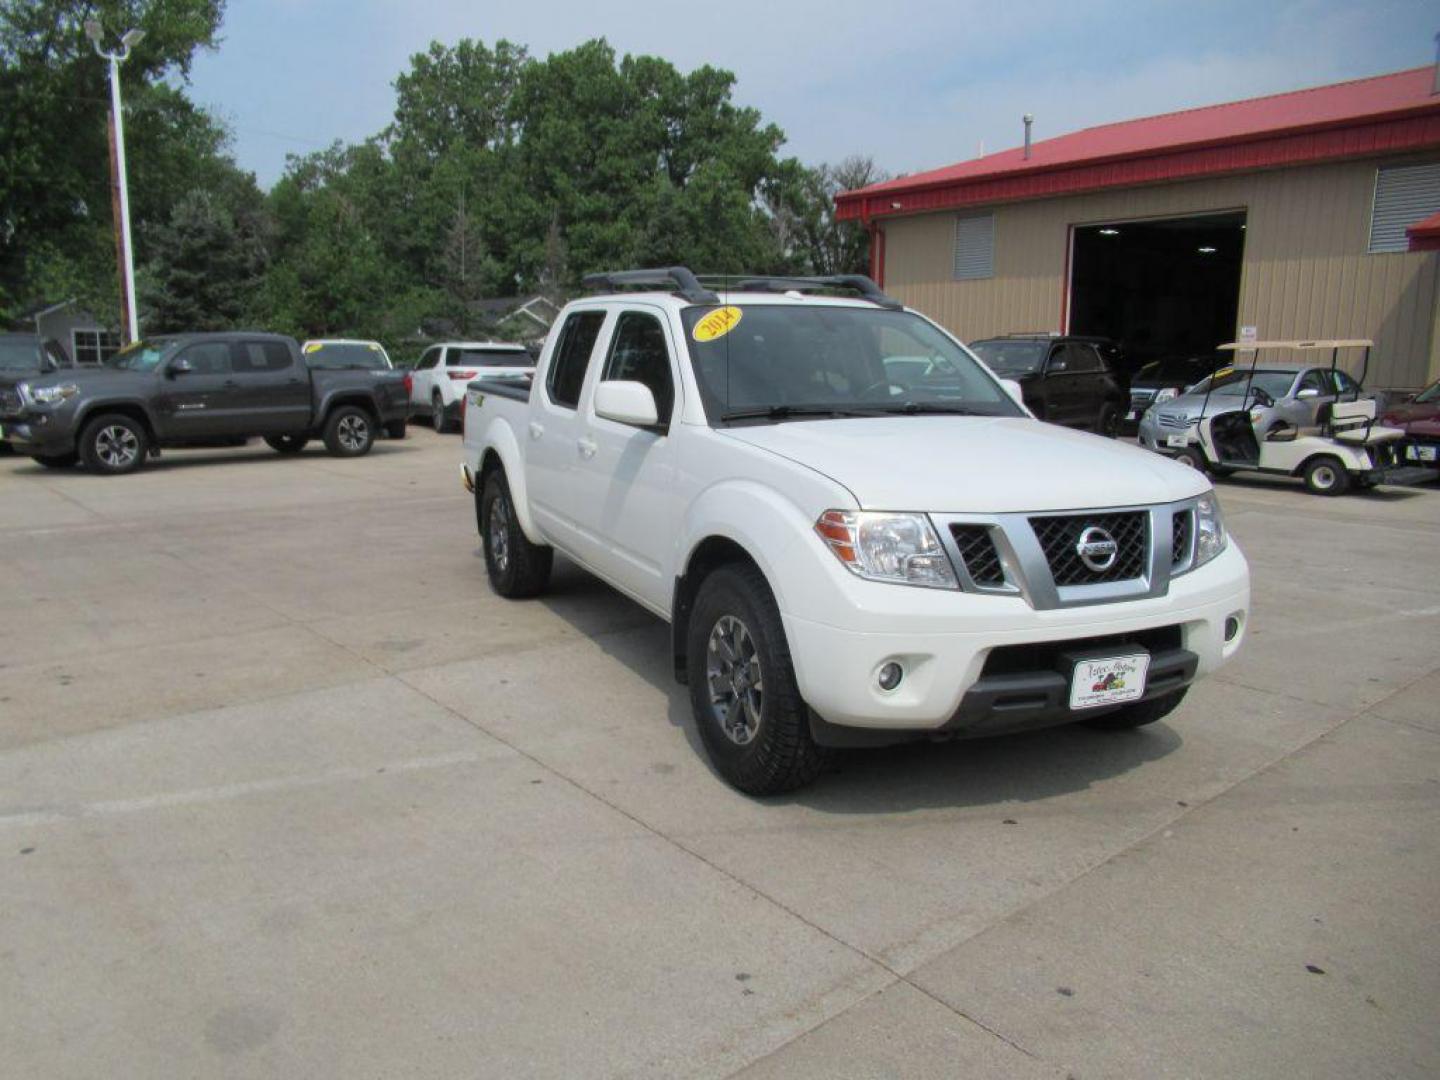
[1160,340,1407,495]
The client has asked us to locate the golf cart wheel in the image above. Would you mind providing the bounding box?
[1170,446,1207,472]
[1081,687,1187,731]
[1302,455,1351,496]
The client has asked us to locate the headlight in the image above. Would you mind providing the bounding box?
[815,510,958,588]
[31,383,79,404]
[1154,387,1179,404]
[1192,494,1227,569]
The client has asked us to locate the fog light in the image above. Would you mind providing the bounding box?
[877,662,903,691]
[1224,614,1242,641]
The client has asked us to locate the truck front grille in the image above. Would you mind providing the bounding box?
[0,386,22,416]
[1028,511,1149,586]
[949,524,1005,587]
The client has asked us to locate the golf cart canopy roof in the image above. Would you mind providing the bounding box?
[1218,339,1373,351]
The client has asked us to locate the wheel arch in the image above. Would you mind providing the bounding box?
[75,400,158,446]
[319,393,381,428]
[476,424,543,544]
[671,536,764,685]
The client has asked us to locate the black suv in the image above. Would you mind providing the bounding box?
[968,334,1126,436]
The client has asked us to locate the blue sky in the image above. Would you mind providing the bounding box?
[187,0,1439,189]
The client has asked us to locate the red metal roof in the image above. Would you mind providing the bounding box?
[837,67,1440,221]
[1408,209,1440,251]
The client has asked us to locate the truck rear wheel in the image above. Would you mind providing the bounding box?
[264,434,308,454]
[1080,687,1187,731]
[687,564,830,795]
[480,470,553,597]
[322,406,375,457]
[79,413,148,475]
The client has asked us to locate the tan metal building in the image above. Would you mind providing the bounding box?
[837,67,1440,390]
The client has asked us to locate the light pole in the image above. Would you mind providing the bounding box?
[84,19,145,345]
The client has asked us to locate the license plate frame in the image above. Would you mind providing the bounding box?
[1406,444,1437,462]
[1069,654,1150,711]
[1165,433,1191,448]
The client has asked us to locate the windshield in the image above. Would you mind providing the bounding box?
[682,305,1022,422]
[305,342,391,370]
[968,340,1047,375]
[1415,380,1440,404]
[454,348,532,368]
[107,338,172,372]
[0,339,44,371]
[1187,368,1296,399]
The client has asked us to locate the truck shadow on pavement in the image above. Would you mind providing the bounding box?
[540,560,1183,814]
[11,440,418,475]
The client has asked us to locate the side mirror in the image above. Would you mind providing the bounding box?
[1000,379,1028,410]
[1296,387,1320,400]
[168,356,194,377]
[593,380,659,428]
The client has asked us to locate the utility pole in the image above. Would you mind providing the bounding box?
[84,19,145,345]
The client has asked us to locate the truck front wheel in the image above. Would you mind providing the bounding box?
[323,406,375,457]
[687,564,830,795]
[480,470,553,597]
[79,413,148,475]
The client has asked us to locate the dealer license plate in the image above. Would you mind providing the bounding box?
[1405,444,1437,462]
[1165,434,1191,448]
[1070,654,1149,710]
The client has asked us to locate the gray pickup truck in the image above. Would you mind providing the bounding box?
[0,331,409,474]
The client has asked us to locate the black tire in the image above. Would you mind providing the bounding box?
[322,405,375,457]
[480,469,553,598]
[1095,402,1121,438]
[30,452,79,469]
[78,413,148,475]
[687,564,830,795]
[385,419,408,440]
[1080,687,1188,731]
[1302,455,1351,496]
[432,393,450,434]
[264,434,308,454]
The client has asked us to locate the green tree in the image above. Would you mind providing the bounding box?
[141,188,265,332]
[767,155,887,277]
[0,1,245,320]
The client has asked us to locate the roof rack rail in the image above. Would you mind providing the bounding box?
[581,267,718,304]
[725,274,903,310]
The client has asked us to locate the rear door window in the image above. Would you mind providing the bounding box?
[234,341,293,373]
[547,311,607,409]
[601,312,674,424]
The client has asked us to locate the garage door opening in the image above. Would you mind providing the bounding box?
[1068,211,1246,372]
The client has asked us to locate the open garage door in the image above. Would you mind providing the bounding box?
[1068,211,1246,374]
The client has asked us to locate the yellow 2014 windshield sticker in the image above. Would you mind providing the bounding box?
[693,306,743,343]
[303,342,323,353]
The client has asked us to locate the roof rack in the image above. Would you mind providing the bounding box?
[724,275,903,310]
[581,267,718,304]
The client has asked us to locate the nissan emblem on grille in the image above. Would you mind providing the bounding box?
[1075,526,1119,572]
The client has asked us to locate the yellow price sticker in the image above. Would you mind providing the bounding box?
[1213,367,1233,378]
[692,306,743,343]
[303,342,323,354]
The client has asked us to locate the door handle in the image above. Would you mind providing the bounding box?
[528,422,544,440]
[577,436,597,459]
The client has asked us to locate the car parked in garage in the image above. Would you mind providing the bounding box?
[1382,377,1440,471]
[408,341,534,433]
[0,332,408,474]
[462,268,1249,795]
[1124,354,1225,432]
[968,334,1126,435]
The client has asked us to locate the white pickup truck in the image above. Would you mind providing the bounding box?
[461,269,1250,794]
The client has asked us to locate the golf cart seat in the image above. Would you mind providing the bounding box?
[1327,399,1407,445]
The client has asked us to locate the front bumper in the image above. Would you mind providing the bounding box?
[783,543,1249,732]
[0,413,75,454]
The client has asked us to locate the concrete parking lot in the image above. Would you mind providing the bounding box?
[1,431,1437,1079]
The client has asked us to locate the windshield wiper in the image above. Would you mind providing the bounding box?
[877,402,984,416]
[719,405,884,423]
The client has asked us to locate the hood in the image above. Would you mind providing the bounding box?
[6,366,148,393]
[720,416,1208,513]
[1156,392,1246,419]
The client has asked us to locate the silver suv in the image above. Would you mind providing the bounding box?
[1138,364,1370,449]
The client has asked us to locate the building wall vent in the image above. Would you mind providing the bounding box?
[953,212,996,280]
[1368,162,1440,253]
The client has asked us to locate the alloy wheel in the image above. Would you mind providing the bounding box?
[96,425,139,469]
[336,414,369,452]
[706,614,764,746]
[488,492,511,572]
